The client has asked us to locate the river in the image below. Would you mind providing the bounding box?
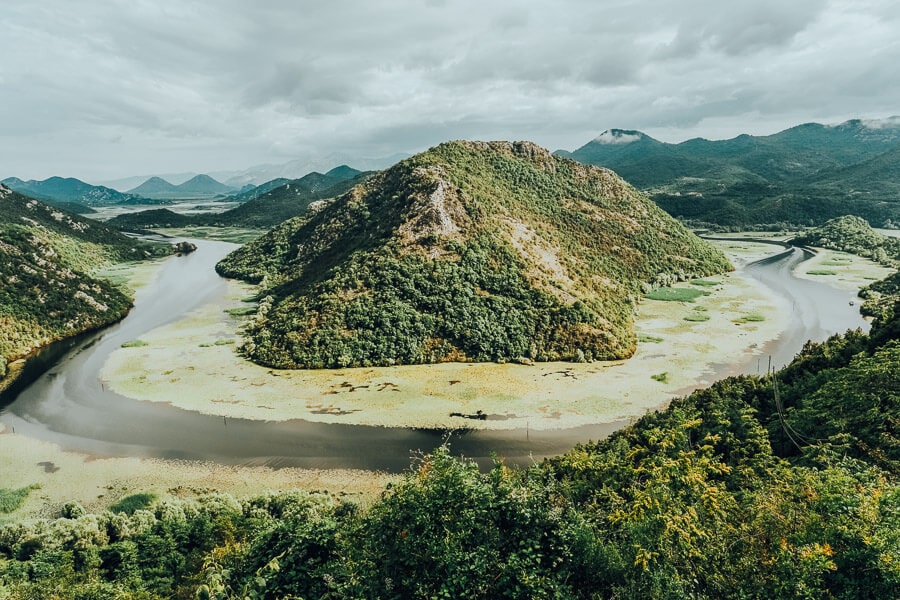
[0,239,868,471]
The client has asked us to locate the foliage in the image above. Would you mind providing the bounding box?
[110,493,158,515]
[793,215,900,267]
[0,486,39,515]
[218,141,731,368]
[559,120,900,228]
[645,286,709,302]
[0,186,169,384]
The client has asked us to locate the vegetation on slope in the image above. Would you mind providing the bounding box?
[560,119,900,228]
[0,176,147,207]
[1,300,898,598]
[0,185,168,384]
[217,141,731,368]
[793,215,900,266]
[791,215,900,322]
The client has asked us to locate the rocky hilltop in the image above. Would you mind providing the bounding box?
[218,141,732,368]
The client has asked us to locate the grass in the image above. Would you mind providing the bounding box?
[0,485,40,514]
[121,339,149,348]
[690,279,720,287]
[638,334,664,343]
[651,372,669,383]
[683,313,711,322]
[645,287,710,302]
[806,270,837,276]
[734,314,766,323]
[200,339,236,348]
[109,492,157,515]
[225,307,257,317]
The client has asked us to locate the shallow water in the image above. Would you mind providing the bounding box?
[0,240,870,472]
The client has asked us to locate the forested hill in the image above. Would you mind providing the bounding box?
[217,140,731,369]
[559,118,900,228]
[0,185,168,387]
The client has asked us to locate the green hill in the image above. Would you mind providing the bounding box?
[0,176,146,207]
[217,140,731,369]
[203,169,369,228]
[794,215,900,264]
[560,118,900,228]
[106,208,196,230]
[0,185,168,387]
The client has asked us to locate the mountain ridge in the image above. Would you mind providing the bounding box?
[0,176,146,208]
[559,118,900,227]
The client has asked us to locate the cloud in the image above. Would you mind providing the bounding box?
[0,0,898,180]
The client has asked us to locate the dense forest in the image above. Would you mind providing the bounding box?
[1,291,897,598]
[0,185,168,387]
[216,141,731,369]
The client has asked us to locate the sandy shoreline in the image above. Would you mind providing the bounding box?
[99,240,792,431]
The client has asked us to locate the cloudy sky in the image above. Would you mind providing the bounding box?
[2,0,899,182]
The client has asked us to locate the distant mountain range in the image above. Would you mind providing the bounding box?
[557,118,900,228]
[127,174,236,199]
[0,176,146,209]
[108,166,368,230]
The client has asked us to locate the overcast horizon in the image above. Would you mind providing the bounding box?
[2,0,899,183]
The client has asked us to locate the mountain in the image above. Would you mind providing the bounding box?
[0,185,169,388]
[176,174,234,196]
[217,140,731,369]
[127,176,180,197]
[558,129,708,187]
[0,176,145,207]
[204,169,370,228]
[215,153,405,187]
[225,178,292,204]
[127,174,235,200]
[108,168,371,231]
[560,118,900,228]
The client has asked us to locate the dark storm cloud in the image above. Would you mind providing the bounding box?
[1,0,898,180]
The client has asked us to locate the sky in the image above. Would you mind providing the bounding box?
[2,0,899,183]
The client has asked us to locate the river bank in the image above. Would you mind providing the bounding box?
[1,236,889,519]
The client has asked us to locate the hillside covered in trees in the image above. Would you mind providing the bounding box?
[0,185,168,388]
[558,119,900,228]
[217,140,731,368]
[1,294,897,598]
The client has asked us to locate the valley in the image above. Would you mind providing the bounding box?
[1,233,884,478]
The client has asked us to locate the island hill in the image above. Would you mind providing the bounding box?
[217,140,732,369]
